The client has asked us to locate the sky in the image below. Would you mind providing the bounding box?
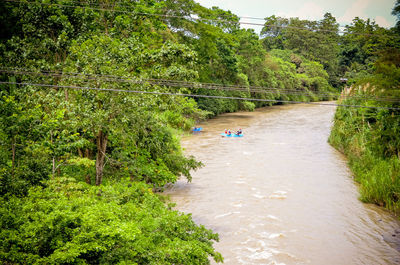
[195,0,397,32]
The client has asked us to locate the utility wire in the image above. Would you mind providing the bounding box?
[2,67,400,103]
[0,0,361,28]
[0,68,357,102]
[1,67,339,96]
[1,81,399,110]
[1,67,398,103]
[3,0,396,37]
[4,0,350,26]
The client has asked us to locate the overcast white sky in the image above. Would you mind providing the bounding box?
[195,0,397,32]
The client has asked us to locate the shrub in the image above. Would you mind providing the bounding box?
[0,177,223,264]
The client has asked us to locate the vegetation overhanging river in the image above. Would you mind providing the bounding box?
[165,103,400,265]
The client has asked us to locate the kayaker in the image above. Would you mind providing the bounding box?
[227,130,231,136]
[236,128,242,135]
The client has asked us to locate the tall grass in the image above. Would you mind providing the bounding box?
[329,105,400,215]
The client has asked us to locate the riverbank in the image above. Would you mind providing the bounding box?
[329,101,400,215]
[168,103,400,264]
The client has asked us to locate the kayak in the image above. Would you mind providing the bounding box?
[220,133,243,137]
[192,127,202,132]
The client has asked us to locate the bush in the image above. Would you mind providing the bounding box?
[239,101,255,111]
[329,97,400,214]
[0,177,223,265]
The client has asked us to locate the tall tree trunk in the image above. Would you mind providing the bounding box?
[51,131,55,178]
[83,148,92,184]
[52,157,55,179]
[85,148,90,158]
[95,130,108,186]
[78,148,83,157]
[85,174,91,185]
[11,136,16,178]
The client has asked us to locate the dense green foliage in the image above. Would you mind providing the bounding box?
[1,0,399,263]
[329,37,400,213]
[0,0,339,194]
[393,0,400,32]
[1,177,222,264]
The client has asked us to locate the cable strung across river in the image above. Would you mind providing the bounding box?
[1,81,400,111]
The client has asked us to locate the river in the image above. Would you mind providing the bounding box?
[165,103,400,265]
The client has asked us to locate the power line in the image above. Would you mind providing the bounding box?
[1,67,398,103]
[1,81,399,110]
[0,68,350,102]
[1,67,339,96]
[0,0,358,28]
[3,0,396,37]
[2,67,400,103]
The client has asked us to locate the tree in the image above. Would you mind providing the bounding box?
[61,35,203,186]
[260,15,288,50]
[261,14,340,87]
[0,177,223,264]
[234,29,266,86]
[393,0,400,32]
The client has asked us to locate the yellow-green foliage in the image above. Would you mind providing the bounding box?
[329,97,400,214]
[0,177,223,264]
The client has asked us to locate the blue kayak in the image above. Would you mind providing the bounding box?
[220,133,243,137]
[192,127,202,132]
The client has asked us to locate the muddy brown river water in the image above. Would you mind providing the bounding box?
[165,103,400,265]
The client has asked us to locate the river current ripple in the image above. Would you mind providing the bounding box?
[165,103,400,265]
